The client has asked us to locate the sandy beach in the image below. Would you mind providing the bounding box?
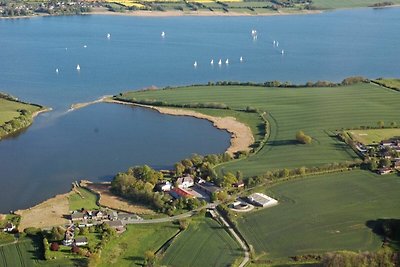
[105,99,254,155]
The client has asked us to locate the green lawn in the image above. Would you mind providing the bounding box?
[237,170,400,260]
[161,217,242,267]
[311,0,400,9]
[0,98,41,125]
[348,128,400,144]
[117,83,400,177]
[97,223,180,267]
[68,187,99,211]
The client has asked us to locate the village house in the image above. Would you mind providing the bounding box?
[176,175,194,189]
[70,211,88,222]
[233,181,245,188]
[62,227,75,246]
[2,222,15,232]
[105,220,125,233]
[394,160,400,170]
[378,167,393,175]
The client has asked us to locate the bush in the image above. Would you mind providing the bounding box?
[50,242,59,251]
[296,131,312,144]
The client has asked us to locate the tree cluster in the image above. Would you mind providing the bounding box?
[296,130,312,144]
[0,109,33,139]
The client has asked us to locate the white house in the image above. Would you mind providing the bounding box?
[3,222,15,232]
[156,181,172,192]
[176,176,194,189]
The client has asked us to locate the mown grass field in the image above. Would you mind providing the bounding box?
[0,98,41,125]
[97,223,179,267]
[68,187,99,211]
[161,217,242,267]
[118,83,400,177]
[348,128,400,144]
[237,170,400,260]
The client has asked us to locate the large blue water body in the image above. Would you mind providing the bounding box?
[0,8,399,109]
[0,8,399,212]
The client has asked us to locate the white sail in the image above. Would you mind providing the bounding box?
[56,68,59,73]
[218,59,222,65]
[225,59,229,64]
[281,49,284,55]
[161,31,165,37]
[107,33,111,39]
[240,56,243,62]
[210,59,214,65]
[76,64,81,70]
[193,61,197,67]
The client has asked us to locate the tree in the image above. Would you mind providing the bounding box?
[50,226,65,241]
[296,131,312,144]
[144,250,156,267]
[378,120,385,128]
[178,219,190,230]
[174,162,185,176]
[390,121,397,128]
[368,160,378,171]
[71,245,80,254]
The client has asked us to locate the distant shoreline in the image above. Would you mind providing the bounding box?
[2,5,400,20]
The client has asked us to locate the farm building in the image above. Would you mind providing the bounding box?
[2,222,15,232]
[70,211,88,221]
[169,187,196,199]
[194,182,222,196]
[247,193,278,208]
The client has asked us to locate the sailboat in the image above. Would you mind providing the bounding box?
[225,59,229,64]
[276,41,279,47]
[161,31,165,38]
[56,68,59,74]
[240,56,243,62]
[218,59,222,65]
[281,49,284,55]
[107,33,111,39]
[193,61,197,67]
[76,64,81,71]
[210,59,214,65]
[83,45,87,48]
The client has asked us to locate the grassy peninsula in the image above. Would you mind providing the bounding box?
[0,93,47,140]
[115,79,400,177]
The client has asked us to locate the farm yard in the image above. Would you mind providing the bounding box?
[160,217,242,267]
[348,128,400,145]
[116,82,400,177]
[237,170,400,260]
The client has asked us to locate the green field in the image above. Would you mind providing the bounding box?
[161,217,242,267]
[348,128,400,144]
[237,170,400,260]
[117,82,400,177]
[0,98,41,125]
[373,78,400,92]
[68,187,99,211]
[311,0,400,9]
[97,223,179,267]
